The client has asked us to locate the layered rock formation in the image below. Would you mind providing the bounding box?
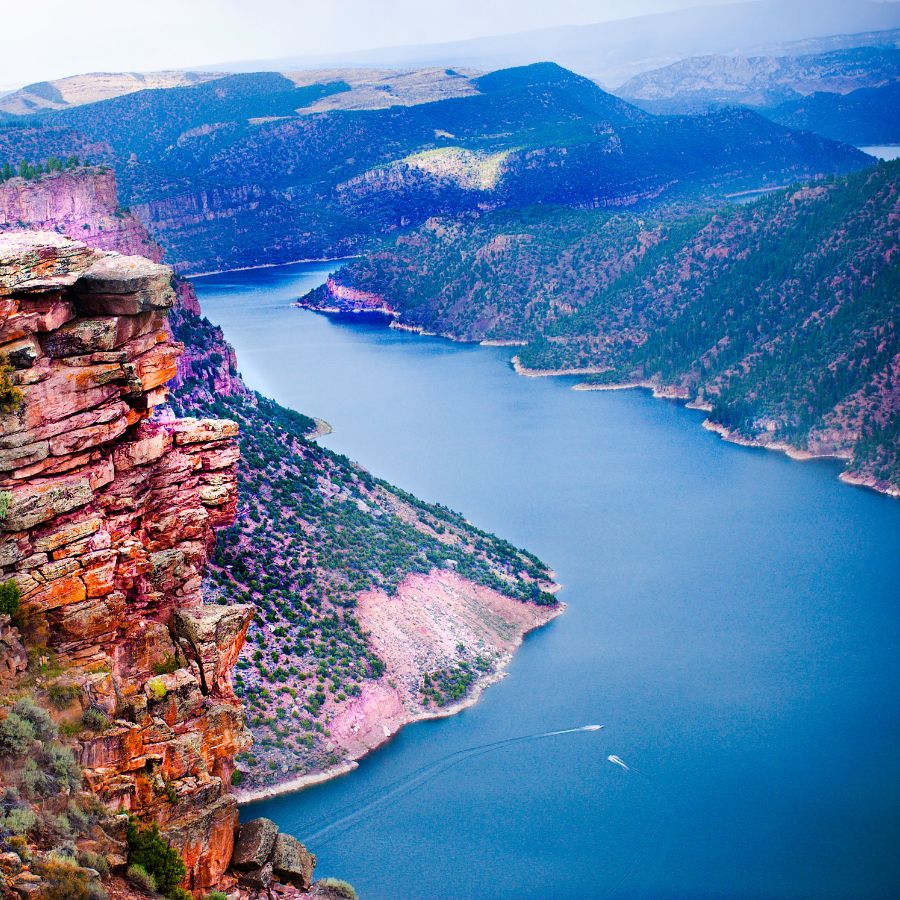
[0,231,248,892]
[0,169,163,262]
[0,169,246,402]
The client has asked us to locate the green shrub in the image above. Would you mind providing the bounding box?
[0,364,22,416]
[147,678,168,701]
[32,855,106,900]
[204,892,229,900]
[162,779,177,804]
[318,877,359,899]
[66,799,90,832]
[42,745,82,793]
[47,682,81,710]
[0,580,20,619]
[81,707,110,732]
[126,821,186,897]
[0,712,35,756]
[41,811,74,841]
[126,863,157,893]
[77,850,110,877]
[230,769,243,786]
[0,806,37,836]
[12,697,57,742]
[21,758,48,799]
[152,653,179,676]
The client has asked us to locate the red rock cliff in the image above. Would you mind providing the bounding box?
[0,168,247,400]
[0,169,162,261]
[0,231,249,892]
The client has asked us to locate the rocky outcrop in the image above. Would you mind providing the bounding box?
[0,231,247,892]
[0,614,27,683]
[227,818,316,896]
[0,168,247,403]
[0,170,163,262]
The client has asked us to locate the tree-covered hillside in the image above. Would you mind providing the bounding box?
[0,63,868,273]
[314,162,900,494]
[763,81,900,145]
[167,311,556,785]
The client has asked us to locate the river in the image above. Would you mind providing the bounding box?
[194,261,900,900]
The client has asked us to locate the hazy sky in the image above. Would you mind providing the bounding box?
[0,0,745,88]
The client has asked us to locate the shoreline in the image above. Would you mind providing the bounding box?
[572,379,688,402]
[186,254,356,279]
[510,355,611,378]
[234,599,564,805]
[571,380,896,500]
[699,418,849,463]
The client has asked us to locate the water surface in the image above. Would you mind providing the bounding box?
[195,262,900,900]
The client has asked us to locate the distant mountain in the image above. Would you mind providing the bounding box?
[311,162,900,495]
[618,46,900,112]
[763,81,900,144]
[212,1,900,86]
[0,62,867,273]
[0,66,481,118]
[0,70,224,115]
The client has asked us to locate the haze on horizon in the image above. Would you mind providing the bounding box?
[0,0,817,89]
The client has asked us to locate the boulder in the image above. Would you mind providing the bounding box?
[240,861,273,889]
[74,254,175,315]
[271,833,317,890]
[231,818,279,871]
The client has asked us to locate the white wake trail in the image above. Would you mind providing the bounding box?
[544,724,604,736]
[302,723,606,846]
[608,754,630,771]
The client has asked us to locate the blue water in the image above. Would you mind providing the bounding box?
[194,262,900,900]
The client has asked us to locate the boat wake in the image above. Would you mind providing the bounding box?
[300,723,605,846]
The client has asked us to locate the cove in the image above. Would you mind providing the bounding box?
[194,261,900,900]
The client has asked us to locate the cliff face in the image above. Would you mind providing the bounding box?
[0,169,246,402]
[0,232,248,892]
[0,170,163,262]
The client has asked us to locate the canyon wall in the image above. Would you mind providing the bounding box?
[0,232,248,892]
[0,169,162,262]
[0,171,246,401]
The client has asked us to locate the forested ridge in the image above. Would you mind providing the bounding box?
[317,162,900,493]
[0,63,867,272]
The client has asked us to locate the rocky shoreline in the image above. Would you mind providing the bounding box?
[291,288,898,501]
[236,570,563,804]
[305,417,333,440]
[510,355,611,378]
[572,379,897,499]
